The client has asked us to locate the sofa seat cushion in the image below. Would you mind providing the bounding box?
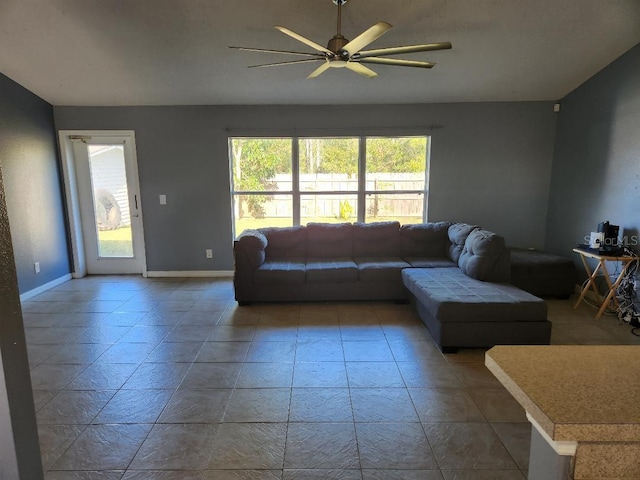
[355,257,411,283]
[404,257,457,268]
[306,257,358,283]
[402,268,547,323]
[254,258,306,285]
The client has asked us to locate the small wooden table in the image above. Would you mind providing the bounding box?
[486,345,640,480]
[572,248,639,320]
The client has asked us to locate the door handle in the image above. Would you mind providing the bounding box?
[132,195,139,217]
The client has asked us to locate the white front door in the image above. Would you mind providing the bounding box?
[68,133,146,275]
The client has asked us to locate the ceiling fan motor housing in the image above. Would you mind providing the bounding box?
[327,35,350,55]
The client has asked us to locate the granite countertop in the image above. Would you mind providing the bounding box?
[485,345,640,442]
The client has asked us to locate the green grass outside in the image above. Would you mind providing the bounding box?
[98,226,134,257]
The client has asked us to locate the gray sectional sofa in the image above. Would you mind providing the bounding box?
[233,221,551,352]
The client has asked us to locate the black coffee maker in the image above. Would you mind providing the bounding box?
[598,221,620,252]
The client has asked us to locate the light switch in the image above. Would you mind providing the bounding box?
[159,194,167,205]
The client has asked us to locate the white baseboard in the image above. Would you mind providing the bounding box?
[146,270,234,278]
[20,274,72,302]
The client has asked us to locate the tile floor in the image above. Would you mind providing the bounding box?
[20,276,640,480]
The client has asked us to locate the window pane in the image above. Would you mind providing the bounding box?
[365,193,424,224]
[231,138,292,192]
[233,194,292,235]
[366,137,427,191]
[299,138,358,192]
[301,194,357,225]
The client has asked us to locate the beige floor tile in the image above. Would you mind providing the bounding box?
[295,340,344,362]
[130,423,218,470]
[158,388,231,423]
[362,470,443,480]
[180,362,242,389]
[66,363,138,390]
[410,387,485,423]
[396,361,463,388]
[195,341,251,362]
[208,423,287,470]
[356,423,437,470]
[283,469,362,479]
[236,362,294,388]
[285,423,359,469]
[350,388,419,422]
[123,362,190,389]
[289,388,353,422]
[293,362,349,388]
[491,422,532,471]
[345,362,404,388]
[202,471,282,480]
[38,424,85,470]
[37,390,115,425]
[223,388,291,422]
[424,423,517,470]
[468,389,527,423]
[53,424,152,470]
[440,471,525,480]
[94,389,174,424]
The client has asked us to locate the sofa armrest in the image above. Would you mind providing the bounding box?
[234,229,268,270]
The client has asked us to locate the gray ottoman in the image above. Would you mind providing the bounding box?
[510,248,577,298]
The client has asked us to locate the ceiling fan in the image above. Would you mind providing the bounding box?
[229,0,451,79]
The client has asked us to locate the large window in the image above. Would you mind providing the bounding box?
[230,136,429,236]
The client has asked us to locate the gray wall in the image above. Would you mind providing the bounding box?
[0,73,70,293]
[546,44,640,261]
[54,102,557,271]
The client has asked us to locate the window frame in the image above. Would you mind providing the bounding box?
[229,135,430,237]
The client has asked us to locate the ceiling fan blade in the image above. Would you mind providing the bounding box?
[345,62,378,78]
[275,26,334,55]
[356,42,452,58]
[342,22,392,56]
[249,59,324,69]
[357,57,435,69]
[229,46,327,58]
[307,62,332,79]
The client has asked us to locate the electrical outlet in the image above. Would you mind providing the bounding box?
[34,262,40,273]
[206,249,213,259]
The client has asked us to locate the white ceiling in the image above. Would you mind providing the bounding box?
[2,0,639,106]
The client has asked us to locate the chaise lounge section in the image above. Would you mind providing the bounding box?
[233,221,552,351]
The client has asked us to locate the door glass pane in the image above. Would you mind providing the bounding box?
[87,145,134,258]
[366,137,427,191]
[299,138,359,192]
[301,194,358,225]
[365,193,424,224]
[233,194,293,235]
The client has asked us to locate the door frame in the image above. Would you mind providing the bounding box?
[59,130,148,278]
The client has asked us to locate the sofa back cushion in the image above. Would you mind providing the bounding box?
[306,223,353,258]
[259,226,306,259]
[353,221,400,257]
[458,229,509,282]
[400,222,450,258]
[447,223,479,263]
